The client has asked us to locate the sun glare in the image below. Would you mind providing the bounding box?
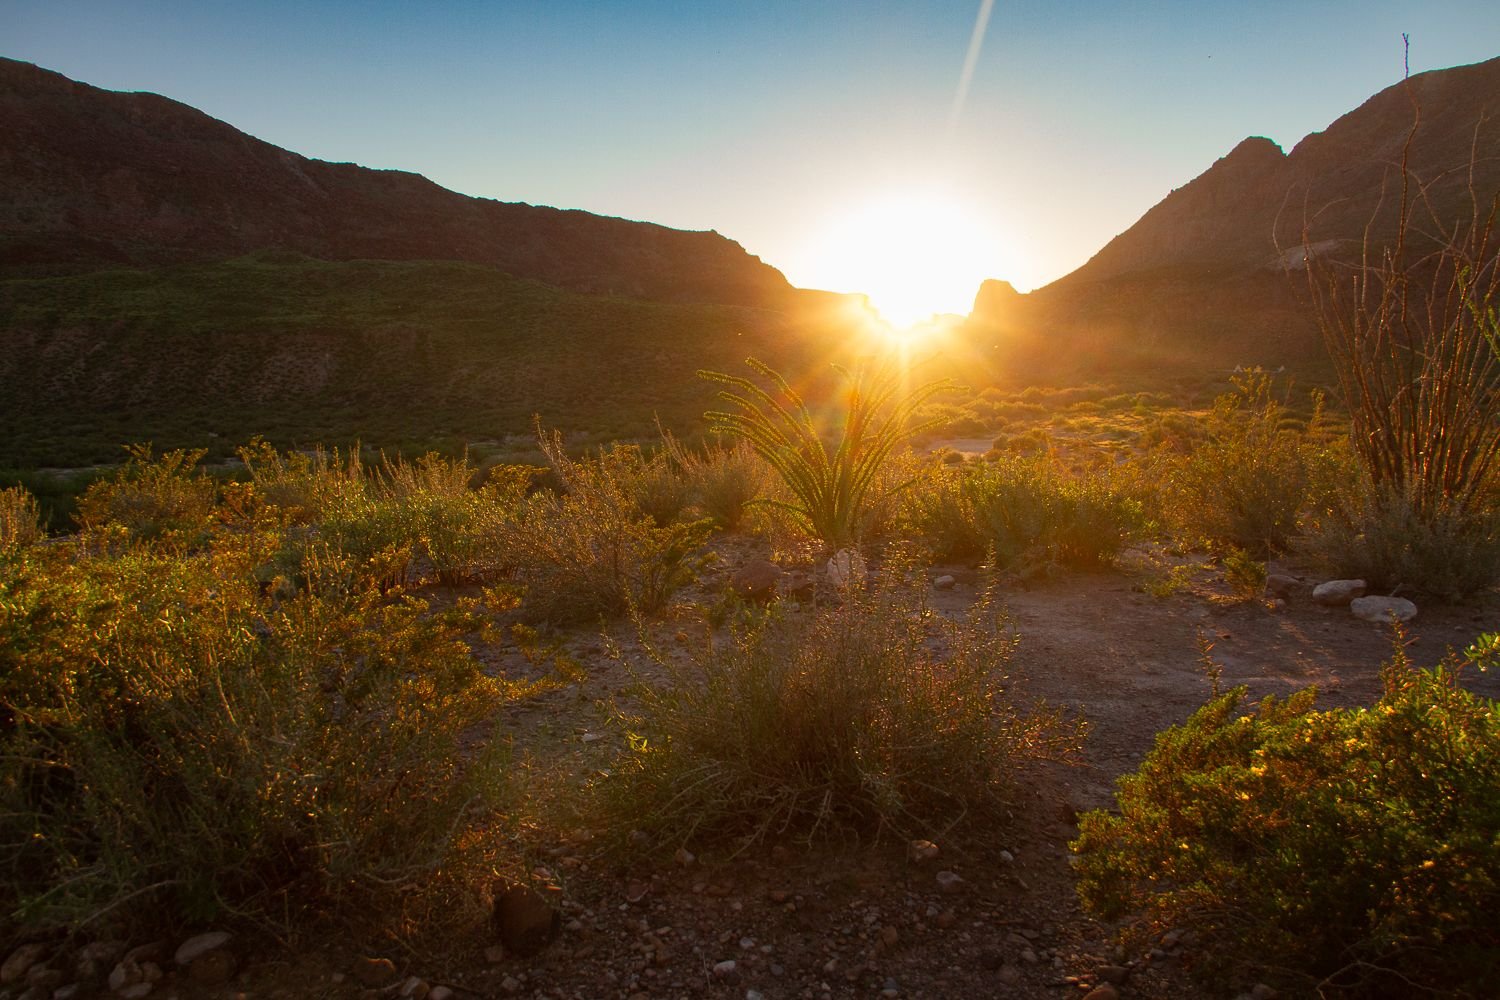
[797,189,1012,330]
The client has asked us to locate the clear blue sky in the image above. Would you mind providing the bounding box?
[5,1,1498,318]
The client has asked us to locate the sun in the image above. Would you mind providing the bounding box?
[796,188,1013,329]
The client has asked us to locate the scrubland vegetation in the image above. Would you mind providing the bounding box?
[2,211,1499,996]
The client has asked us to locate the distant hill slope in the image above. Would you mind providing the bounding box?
[0,254,816,467]
[0,58,792,308]
[973,56,1500,374]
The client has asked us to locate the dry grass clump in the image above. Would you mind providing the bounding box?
[501,429,710,624]
[0,486,45,550]
[603,559,1083,849]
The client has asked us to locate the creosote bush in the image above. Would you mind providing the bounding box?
[1160,371,1323,557]
[0,527,526,937]
[915,454,1143,572]
[0,486,45,550]
[75,444,217,545]
[605,558,1083,848]
[501,429,711,624]
[1073,645,1500,996]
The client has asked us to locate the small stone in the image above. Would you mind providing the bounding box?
[935,871,965,894]
[174,931,232,967]
[499,974,522,994]
[933,575,956,591]
[997,965,1020,984]
[186,949,238,986]
[3,944,47,985]
[1082,986,1119,1000]
[712,959,737,980]
[1096,964,1129,984]
[746,991,765,1000]
[1350,595,1418,623]
[492,882,561,957]
[880,926,898,948]
[399,975,430,999]
[908,839,939,862]
[998,849,1014,864]
[1020,949,1038,964]
[934,909,956,929]
[25,967,62,992]
[1264,573,1301,599]
[826,549,867,589]
[484,944,507,964]
[1312,579,1366,606]
[353,957,398,987]
[429,988,455,1000]
[1250,985,1278,1000]
[581,732,604,743]
[118,984,155,1000]
[52,984,82,1000]
[674,847,696,867]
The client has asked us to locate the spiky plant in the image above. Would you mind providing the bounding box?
[699,357,951,550]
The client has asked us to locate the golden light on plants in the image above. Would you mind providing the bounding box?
[799,188,1013,329]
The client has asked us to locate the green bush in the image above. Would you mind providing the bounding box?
[662,433,767,531]
[1298,476,1500,602]
[605,562,1082,847]
[502,430,711,623]
[1073,650,1500,996]
[75,444,217,544]
[915,455,1143,571]
[0,486,45,551]
[0,530,521,936]
[1160,372,1321,556]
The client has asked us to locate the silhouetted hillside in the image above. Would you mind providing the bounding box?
[972,56,1500,374]
[0,58,792,308]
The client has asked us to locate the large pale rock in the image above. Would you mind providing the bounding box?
[827,548,867,589]
[1350,595,1418,623]
[1312,579,1366,606]
[174,932,232,967]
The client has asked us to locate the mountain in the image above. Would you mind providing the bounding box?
[0,58,792,308]
[972,56,1500,374]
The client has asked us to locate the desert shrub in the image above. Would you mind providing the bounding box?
[700,357,950,550]
[606,562,1082,847]
[915,455,1142,570]
[1159,372,1320,556]
[597,443,693,529]
[663,433,767,530]
[1073,649,1500,996]
[1219,545,1267,600]
[503,431,711,623]
[75,444,217,544]
[1299,478,1500,601]
[0,486,44,550]
[380,452,530,584]
[0,532,520,935]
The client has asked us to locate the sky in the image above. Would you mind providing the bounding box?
[5,1,1500,324]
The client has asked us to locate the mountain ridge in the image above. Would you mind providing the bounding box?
[0,57,793,308]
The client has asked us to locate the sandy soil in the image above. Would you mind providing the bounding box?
[204,544,1500,1000]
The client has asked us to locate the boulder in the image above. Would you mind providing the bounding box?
[1312,579,1366,606]
[730,559,781,601]
[1350,595,1418,623]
